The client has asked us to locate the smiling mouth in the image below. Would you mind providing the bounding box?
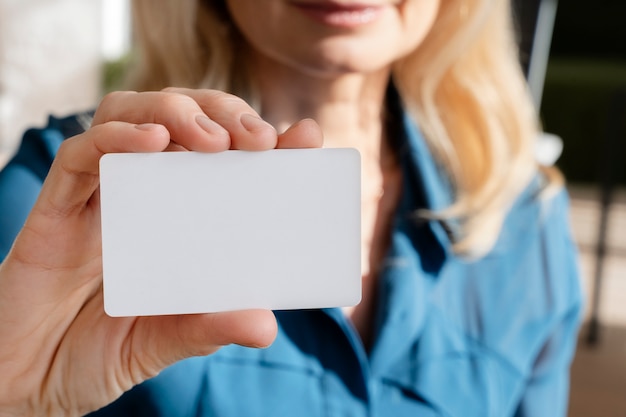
[291,3,385,27]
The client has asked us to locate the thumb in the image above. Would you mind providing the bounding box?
[276,119,323,149]
[134,309,278,371]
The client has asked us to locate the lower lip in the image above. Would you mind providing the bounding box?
[293,4,384,28]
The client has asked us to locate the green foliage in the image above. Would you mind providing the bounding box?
[102,54,132,93]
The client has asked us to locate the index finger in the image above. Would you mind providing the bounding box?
[37,122,170,217]
[92,91,232,152]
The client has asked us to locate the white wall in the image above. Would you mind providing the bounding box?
[102,0,131,62]
[0,0,131,165]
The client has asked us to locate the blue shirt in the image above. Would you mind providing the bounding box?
[0,110,583,417]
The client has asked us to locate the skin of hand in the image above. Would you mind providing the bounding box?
[0,88,323,417]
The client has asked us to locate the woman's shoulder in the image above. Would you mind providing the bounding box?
[463,171,581,313]
[0,112,92,261]
[430,172,583,369]
[6,112,92,180]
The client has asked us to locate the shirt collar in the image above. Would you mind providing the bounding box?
[394,107,454,273]
[367,104,455,373]
[398,110,455,214]
[321,93,455,375]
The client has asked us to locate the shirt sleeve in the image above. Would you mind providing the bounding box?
[0,159,45,260]
[0,115,83,261]
[514,301,582,417]
[513,188,584,417]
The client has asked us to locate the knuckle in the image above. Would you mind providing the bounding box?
[55,138,73,159]
[198,89,253,112]
[93,91,136,124]
[154,91,197,113]
[161,86,182,94]
[218,94,250,110]
[99,90,132,107]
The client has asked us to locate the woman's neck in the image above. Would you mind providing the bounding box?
[254,58,391,151]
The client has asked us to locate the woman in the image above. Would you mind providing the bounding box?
[0,0,582,416]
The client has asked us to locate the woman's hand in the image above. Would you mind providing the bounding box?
[0,88,323,416]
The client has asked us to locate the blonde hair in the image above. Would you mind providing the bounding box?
[393,0,558,256]
[129,0,558,257]
[128,0,253,98]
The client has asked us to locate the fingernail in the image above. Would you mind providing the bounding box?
[196,115,224,135]
[240,113,272,132]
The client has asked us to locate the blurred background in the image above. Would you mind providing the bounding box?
[0,0,624,415]
[0,0,130,160]
[534,1,626,415]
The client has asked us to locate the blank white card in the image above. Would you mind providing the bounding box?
[99,149,361,317]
